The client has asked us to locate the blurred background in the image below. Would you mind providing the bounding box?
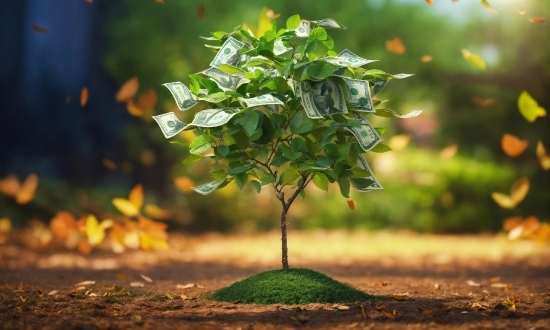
[0,0,549,244]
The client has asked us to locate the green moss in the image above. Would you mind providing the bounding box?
[209,268,373,305]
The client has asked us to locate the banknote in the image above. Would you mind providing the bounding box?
[295,21,311,38]
[239,94,283,108]
[300,79,347,119]
[274,39,292,55]
[210,37,245,68]
[345,113,381,152]
[349,155,383,192]
[152,112,186,139]
[371,80,388,96]
[324,49,377,68]
[375,108,423,118]
[191,181,221,195]
[203,67,246,91]
[343,78,374,112]
[311,18,347,29]
[188,108,240,128]
[162,82,197,111]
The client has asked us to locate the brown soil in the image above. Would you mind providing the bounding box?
[1,230,549,330]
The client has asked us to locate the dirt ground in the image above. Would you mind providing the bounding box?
[1,230,550,330]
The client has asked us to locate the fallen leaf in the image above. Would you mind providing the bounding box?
[86,214,113,246]
[518,91,546,123]
[433,283,440,290]
[420,55,433,63]
[176,283,204,289]
[481,0,497,14]
[115,77,139,102]
[75,280,95,287]
[390,293,410,301]
[336,305,350,311]
[144,204,171,219]
[503,216,523,232]
[385,37,406,55]
[491,283,510,289]
[197,4,205,20]
[490,277,501,284]
[472,96,495,107]
[31,24,49,33]
[528,17,546,24]
[381,310,397,318]
[491,177,529,209]
[78,240,92,255]
[130,282,145,288]
[50,211,78,239]
[439,144,458,159]
[531,222,550,242]
[536,141,550,170]
[112,198,140,217]
[80,87,89,107]
[48,290,58,296]
[375,302,387,310]
[501,133,528,157]
[461,49,486,70]
[347,199,355,210]
[466,280,481,287]
[128,184,144,211]
[500,297,516,311]
[140,275,153,283]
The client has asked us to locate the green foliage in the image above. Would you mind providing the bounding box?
[209,268,374,304]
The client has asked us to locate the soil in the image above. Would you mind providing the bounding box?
[1,230,549,330]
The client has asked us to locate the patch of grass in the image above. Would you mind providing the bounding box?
[209,268,374,305]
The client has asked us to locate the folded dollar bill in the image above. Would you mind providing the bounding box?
[162,82,197,111]
[152,112,186,139]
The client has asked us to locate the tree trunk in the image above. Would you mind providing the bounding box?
[280,205,289,270]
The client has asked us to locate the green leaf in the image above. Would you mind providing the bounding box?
[270,156,290,167]
[182,154,203,164]
[235,172,248,190]
[218,64,247,75]
[290,111,314,134]
[336,178,350,198]
[309,27,328,41]
[279,144,302,161]
[281,168,301,185]
[258,171,276,184]
[227,163,253,175]
[303,62,334,81]
[210,169,227,183]
[243,110,260,137]
[518,90,547,123]
[370,143,392,153]
[481,0,497,14]
[215,144,230,157]
[189,135,212,155]
[286,14,301,30]
[461,49,486,70]
[312,173,329,192]
[304,40,318,54]
[250,180,262,193]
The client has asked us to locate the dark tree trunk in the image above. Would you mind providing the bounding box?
[280,205,289,270]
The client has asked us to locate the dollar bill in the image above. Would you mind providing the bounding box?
[152,112,186,139]
[210,37,245,68]
[324,49,377,68]
[264,104,280,114]
[375,108,423,118]
[188,108,240,128]
[162,82,197,111]
[345,113,381,152]
[290,79,301,96]
[300,78,348,119]
[203,67,246,91]
[192,181,221,195]
[371,80,388,96]
[239,94,283,108]
[343,78,375,112]
[311,18,347,29]
[349,155,383,192]
[273,39,292,55]
[295,21,311,38]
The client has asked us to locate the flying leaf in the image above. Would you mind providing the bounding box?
[136,88,158,112]
[536,141,550,170]
[256,7,274,37]
[112,198,140,217]
[528,17,546,24]
[30,24,49,33]
[439,144,458,159]
[491,177,529,209]
[385,37,406,55]
[420,55,433,63]
[78,240,92,255]
[518,91,546,122]
[115,76,139,102]
[503,216,523,232]
[140,275,153,283]
[501,134,528,157]
[472,96,495,107]
[175,176,195,193]
[461,49,486,70]
[50,211,78,239]
[481,0,497,14]
[425,0,433,4]
[144,204,171,219]
[197,4,205,20]
[128,184,144,211]
[388,134,410,151]
[15,173,39,204]
[347,199,355,210]
[102,159,118,170]
[126,100,144,117]
[516,9,526,16]
[80,87,89,107]
[0,175,21,197]
[466,280,481,287]
[154,0,164,3]
[86,214,113,246]
[138,217,168,250]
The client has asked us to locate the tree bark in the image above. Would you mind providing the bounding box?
[280,205,289,270]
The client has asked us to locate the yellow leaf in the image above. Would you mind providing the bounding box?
[420,55,433,63]
[516,9,526,16]
[528,17,547,24]
[439,144,458,159]
[128,184,144,210]
[385,37,406,55]
[390,293,410,301]
[481,0,497,14]
[518,91,546,122]
[115,76,139,102]
[144,204,171,219]
[461,49,486,70]
[112,198,140,217]
[86,215,104,246]
[501,134,528,157]
[0,217,11,233]
[15,173,39,204]
[425,0,433,4]
[126,99,144,117]
[532,223,550,242]
[388,134,410,151]
[491,177,529,209]
[536,141,550,170]
[80,87,89,107]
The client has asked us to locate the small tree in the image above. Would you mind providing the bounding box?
[153,15,421,270]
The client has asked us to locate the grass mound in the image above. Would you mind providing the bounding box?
[209,268,373,305]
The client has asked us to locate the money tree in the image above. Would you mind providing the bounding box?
[153,15,420,270]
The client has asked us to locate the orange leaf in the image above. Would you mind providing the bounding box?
[197,4,205,20]
[536,141,550,170]
[128,184,144,210]
[390,293,410,301]
[532,223,550,242]
[154,0,164,3]
[528,17,546,24]
[472,96,495,107]
[0,175,21,197]
[80,87,89,107]
[503,216,523,232]
[115,76,139,102]
[30,24,49,33]
[112,198,140,217]
[50,211,78,239]
[144,204,172,219]
[126,99,144,116]
[78,240,92,255]
[385,37,406,55]
[501,134,528,157]
[136,88,158,112]
[439,144,458,159]
[15,173,38,204]
[420,55,433,63]
[491,177,529,209]
[347,199,355,210]
[86,0,93,3]
[102,159,118,171]
[174,176,194,193]
[425,0,433,4]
